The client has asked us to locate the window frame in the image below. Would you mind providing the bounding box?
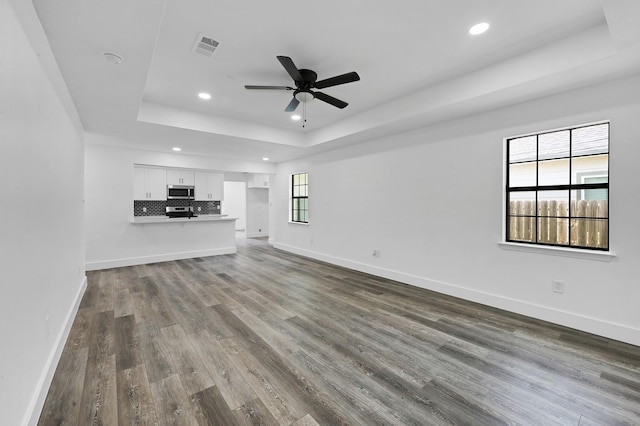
[290,172,309,224]
[505,121,610,251]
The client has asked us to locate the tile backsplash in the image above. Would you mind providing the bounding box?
[134,199,221,216]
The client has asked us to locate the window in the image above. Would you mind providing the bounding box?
[291,172,308,223]
[506,122,609,250]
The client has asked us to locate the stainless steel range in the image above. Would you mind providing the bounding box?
[166,206,197,218]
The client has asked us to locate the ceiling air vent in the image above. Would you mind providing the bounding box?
[192,34,220,57]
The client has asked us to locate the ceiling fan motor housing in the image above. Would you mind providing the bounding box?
[296,69,318,89]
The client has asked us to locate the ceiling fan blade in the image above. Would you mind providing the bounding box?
[314,71,360,89]
[277,56,303,82]
[285,97,300,112]
[244,85,293,90]
[314,91,348,109]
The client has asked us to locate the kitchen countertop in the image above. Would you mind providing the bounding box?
[131,214,237,224]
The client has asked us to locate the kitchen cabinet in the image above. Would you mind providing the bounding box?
[247,173,270,188]
[194,172,224,201]
[134,166,167,200]
[166,169,195,185]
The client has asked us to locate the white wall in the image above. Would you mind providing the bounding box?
[246,188,270,238]
[222,181,247,230]
[84,139,275,268]
[1,2,85,424]
[271,73,640,346]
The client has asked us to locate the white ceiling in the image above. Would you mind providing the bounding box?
[33,0,640,163]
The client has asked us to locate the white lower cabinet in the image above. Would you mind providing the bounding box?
[194,172,224,201]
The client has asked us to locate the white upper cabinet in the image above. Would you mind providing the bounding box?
[247,173,270,188]
[194,172,224,201]
[134,166,167,200]
[166,169,195,186]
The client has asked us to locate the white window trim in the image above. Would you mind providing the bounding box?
[498,241,615,262]
[503,120,610,253]
[289,171,309,224]
[288,221,310,226]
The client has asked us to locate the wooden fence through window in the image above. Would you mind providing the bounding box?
[508,200,608,249]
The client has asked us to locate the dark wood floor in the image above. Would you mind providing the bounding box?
[39,237,640,425]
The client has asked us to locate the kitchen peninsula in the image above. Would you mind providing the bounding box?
[123,214,238,267]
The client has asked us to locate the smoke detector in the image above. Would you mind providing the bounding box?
[192,34,220,58]
[103,52,124,65]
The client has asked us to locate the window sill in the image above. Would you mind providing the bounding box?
[288,221,309,226]
[498,242,616,262]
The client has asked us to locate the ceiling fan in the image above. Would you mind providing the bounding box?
[245,56,360,112]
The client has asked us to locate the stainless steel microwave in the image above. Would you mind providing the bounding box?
[166,185,195,200]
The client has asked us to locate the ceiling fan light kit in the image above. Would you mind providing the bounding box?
[294,90,314,103]
[245,55,360,126]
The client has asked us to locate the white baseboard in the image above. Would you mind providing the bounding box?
[25,275,87,426]
[245,232,269,238]
[85,247,237,271]
[272,242,640,347]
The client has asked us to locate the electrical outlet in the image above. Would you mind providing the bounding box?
[552,280,565,294]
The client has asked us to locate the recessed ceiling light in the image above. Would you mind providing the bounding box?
[198,92,211,100]
[291,114,301,121]
[262,157,270,161]
[172,147,181,152]
[469,22,490,35]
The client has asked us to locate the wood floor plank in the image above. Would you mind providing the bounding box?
[232,397,280,426]
[418,378,508,426]
[291,413,321,426]
[79,353,118,425]
[77,310,117,425]
[96,270,115,313]
[63,307,93,351]
[149,374,201,426]
[79,271,99,309]
[292,350,428,426]
[128,275,154,295]
[137,320,176,384]
[203,304,237,340]
[39,238,640,425]
[37,348,88,425]
[218,336,304,424]
[130,277,178,328]
[187,329,257,410]
[242,288,296,320]
[154,266,220,335]
[192,385,240,426]
[167,262,221,307]
[230,307,301,359]
[160,324,216,395]
[117,363,158,425]
[212,306,369,425]
[114,287,134,318]
[115,314,144,371]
